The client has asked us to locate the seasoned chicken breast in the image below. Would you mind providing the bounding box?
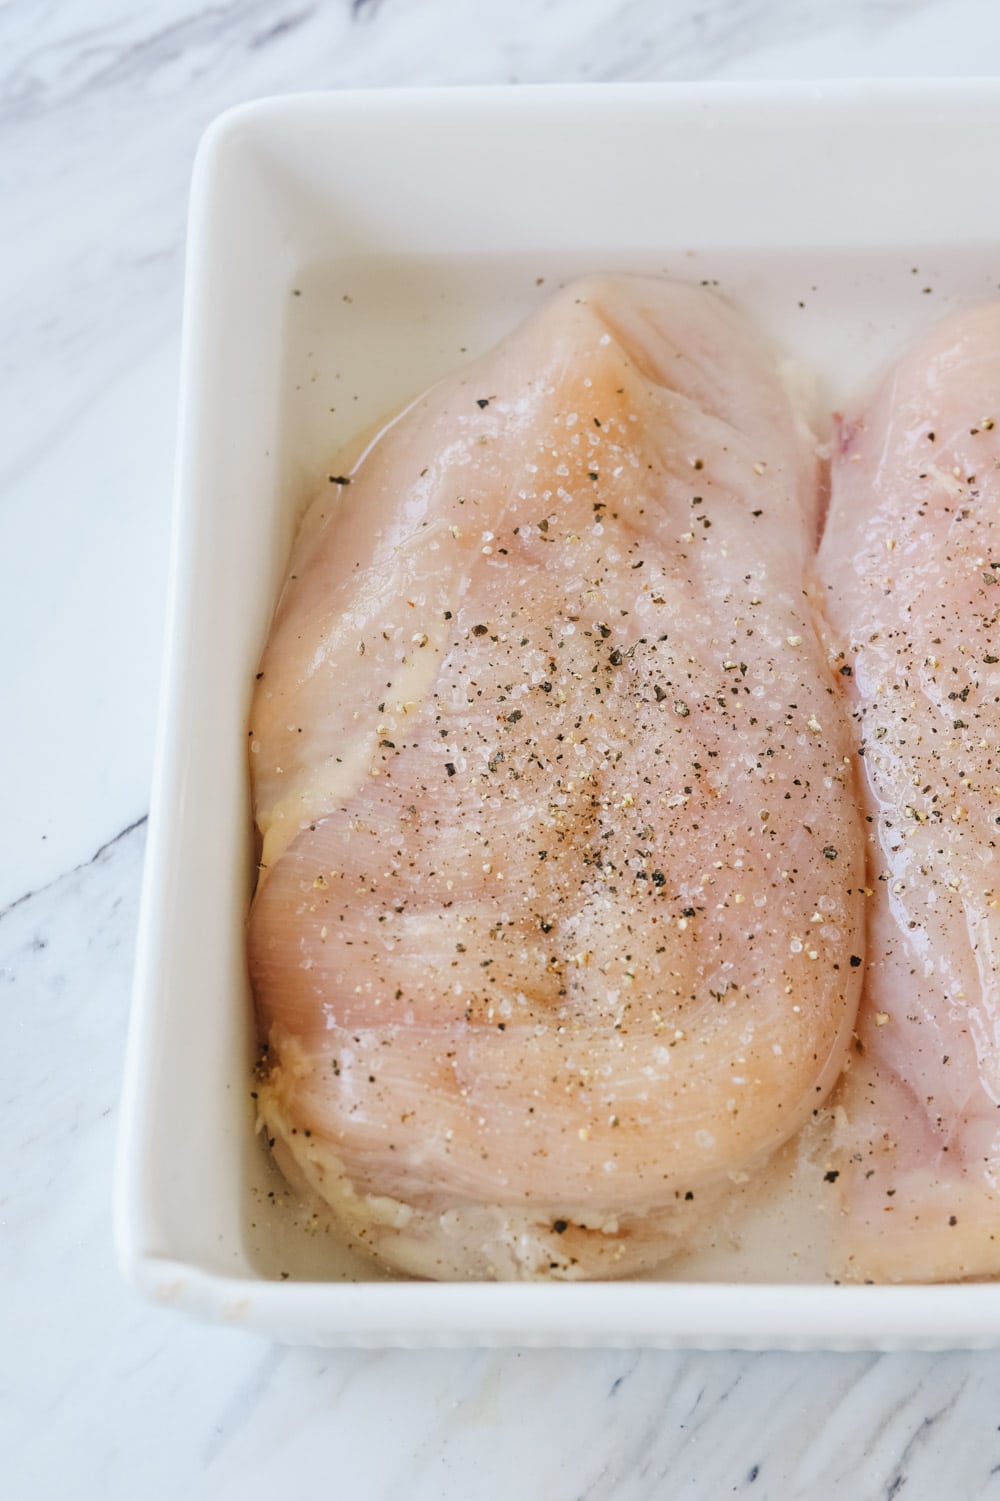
[249,276,864,1279]
[820,303,1000,1282]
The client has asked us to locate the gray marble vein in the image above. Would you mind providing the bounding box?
[8,0,1000,1496]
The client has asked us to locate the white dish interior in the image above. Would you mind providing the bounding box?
[117,81,1000,1346]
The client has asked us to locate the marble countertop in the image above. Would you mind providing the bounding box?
[9,1,1000,1496]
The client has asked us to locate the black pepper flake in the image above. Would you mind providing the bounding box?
[684,1191,694,1201]
[553,1219,568,1234]
[476,397,490,409]
[507,709,524,724]
[650,871,666,887]
[823,846,838,861]
[588,471,599,481]
[255,672,264,680]
[949,1215,958,1226]
[328,474,351,485]
[839,664,853,677]
[849,955,862,968]
[609,649,623,666]
[824,1170,840,1183]
[472,623,489,636]
[654,684,667,702]
[445,762,456,777]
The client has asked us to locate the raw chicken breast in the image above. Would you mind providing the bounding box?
[819,304,1000,1282]
[248,276,864,1280]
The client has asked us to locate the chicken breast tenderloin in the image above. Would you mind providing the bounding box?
[820,304,1000,1282]
[248,276,864,1280]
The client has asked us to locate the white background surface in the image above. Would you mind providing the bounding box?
[9,1,1000,1496]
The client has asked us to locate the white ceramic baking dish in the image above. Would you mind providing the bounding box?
[115,80,1000,1348]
